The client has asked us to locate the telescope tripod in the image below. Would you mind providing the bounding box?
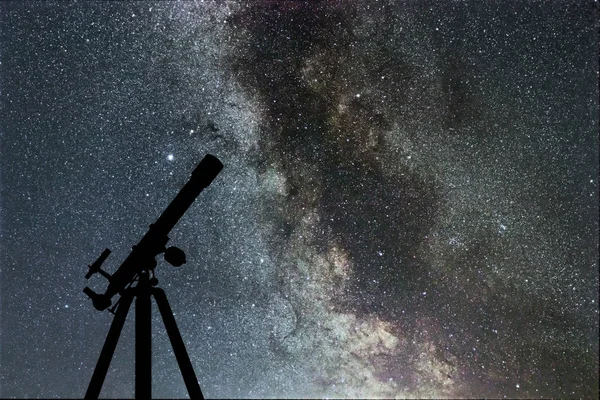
[85,271,204,399]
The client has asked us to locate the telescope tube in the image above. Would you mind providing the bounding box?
[153,154,223,234]
[99,154,223,305]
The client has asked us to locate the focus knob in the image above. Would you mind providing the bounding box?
[164,246,186,267]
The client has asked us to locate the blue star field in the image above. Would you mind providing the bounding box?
[0,1,598,398]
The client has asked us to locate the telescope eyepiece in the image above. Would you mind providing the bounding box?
[83,287,112,311]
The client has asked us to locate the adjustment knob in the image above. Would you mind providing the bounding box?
[164,246,186,267]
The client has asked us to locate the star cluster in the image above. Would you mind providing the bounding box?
[0,1,598,398]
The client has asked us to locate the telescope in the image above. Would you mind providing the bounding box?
[83,154,223,312]
[82,154,222,399]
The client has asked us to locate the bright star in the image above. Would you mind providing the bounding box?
[167,154,174,161]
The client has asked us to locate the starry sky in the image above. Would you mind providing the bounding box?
[0,1,598,398]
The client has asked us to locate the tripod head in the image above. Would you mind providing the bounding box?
[83,154,223,311]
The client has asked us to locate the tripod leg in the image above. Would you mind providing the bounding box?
[85,291,134,400]
[136,273,152,399]
[153,288,204,400]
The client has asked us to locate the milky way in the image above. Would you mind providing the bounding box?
[0,1,598,398]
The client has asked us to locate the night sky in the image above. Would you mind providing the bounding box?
[1,1,598,398]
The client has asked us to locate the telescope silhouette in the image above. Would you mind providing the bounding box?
[82,154,223,399]
[83,154,223,311]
